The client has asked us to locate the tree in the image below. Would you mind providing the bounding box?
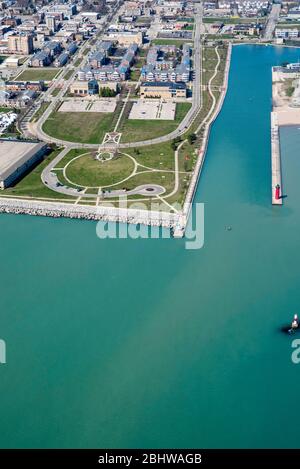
[188,133,197,145]
[171,140,177,151]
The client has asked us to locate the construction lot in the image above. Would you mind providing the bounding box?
[129,100,176,120]
[58,99,117,113]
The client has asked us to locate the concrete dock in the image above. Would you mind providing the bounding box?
[271,112,283,205]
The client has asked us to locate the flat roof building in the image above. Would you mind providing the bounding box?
[140,81,186,99]
[0,140,47,189]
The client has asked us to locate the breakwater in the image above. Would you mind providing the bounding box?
[0,198,180,229]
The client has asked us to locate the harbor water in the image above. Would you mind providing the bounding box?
[1,45,300,448]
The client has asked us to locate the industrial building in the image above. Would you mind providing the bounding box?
[0,140,47,189]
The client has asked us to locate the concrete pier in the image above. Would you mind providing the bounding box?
[271,112,283,205]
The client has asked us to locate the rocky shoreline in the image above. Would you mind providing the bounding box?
[0,198,180,229]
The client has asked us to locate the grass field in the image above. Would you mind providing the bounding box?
[129,69,141,81]
[65,153,135,187]
[119,102,191,143]
[51,87,60,96]
[0,107,14,113]
[64,69,74,80]
[152,39,192,46]
[203,17,264,24]
[15,68,59,81]
[42,111,117,144]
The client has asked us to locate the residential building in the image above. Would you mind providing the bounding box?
[7,33,34,54]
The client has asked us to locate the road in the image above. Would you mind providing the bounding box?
[264,3,281,40]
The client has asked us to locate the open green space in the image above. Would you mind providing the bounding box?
[120,102,191,143]
[0,107,14,113]
[130,142,174,171]
[0,148,72,199]
[111,171,175,194]
[15,68,59,81]
[42,110,117,144]
[203,17,264,24]
[178,18,194,23]
[130,69,141,81]
[152,39,192,46]
[51,87,60,97]
[64,69,74,80]
[65,153,135,187]
[74,58,82,67]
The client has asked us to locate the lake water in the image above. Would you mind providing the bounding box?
[1,45,300,448]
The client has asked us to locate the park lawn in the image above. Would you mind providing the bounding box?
[15,68,59,81]
[0,149,72,199]
[120,102,191,143]
[43,112,116,144]
[111,170,175,195]
[65,153,135,187]
[129,142,175,171]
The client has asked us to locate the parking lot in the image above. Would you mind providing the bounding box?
[129,100,176,120]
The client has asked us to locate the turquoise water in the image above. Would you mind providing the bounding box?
[1,45,300,448]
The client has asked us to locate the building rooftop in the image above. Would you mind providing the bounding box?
[142,81,186,89]
[0,140,45,181]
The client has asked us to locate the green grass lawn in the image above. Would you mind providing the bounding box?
[50,87,60,96]
[0,107,14,113]
[129,142,175,171]
[0,148,72,200]
[203,17,264,24]
[42,111,117,144]
[129,69,141,81]
[120,102,191,143]
[178,18,194,23]
[65,153,135,187]
[134,57,146,68]
[111,170,175,194]
[15,68,59,81]
[73,58,82,67]
[64,69,74,80]
[152,39,192,46]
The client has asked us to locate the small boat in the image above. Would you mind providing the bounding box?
[288,314,299,334]
[281,314,299,335]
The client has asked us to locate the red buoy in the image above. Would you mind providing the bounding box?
[275,184,280,200]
